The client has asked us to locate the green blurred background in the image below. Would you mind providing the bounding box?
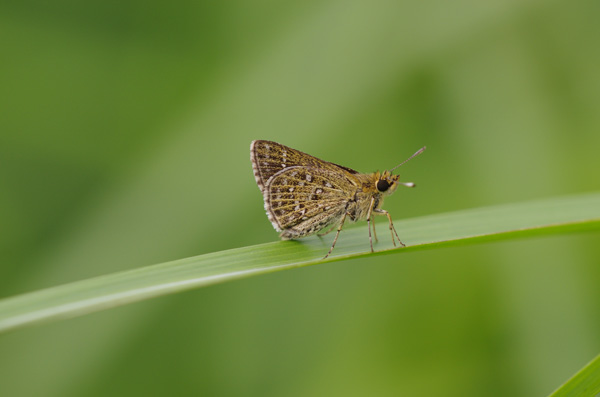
[1,0,599,396]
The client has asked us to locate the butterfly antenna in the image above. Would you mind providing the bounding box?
[390,146,426,172]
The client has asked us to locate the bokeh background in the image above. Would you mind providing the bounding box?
[1,0,599,396]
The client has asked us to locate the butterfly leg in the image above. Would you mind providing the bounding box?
[366,197,376,253]
[371,213,378,243]
[323,212,348,259]
[318,224,338,237]
[373,209,405,247]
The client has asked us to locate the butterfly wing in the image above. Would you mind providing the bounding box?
[250,140,359,194]
[263,166,358,238]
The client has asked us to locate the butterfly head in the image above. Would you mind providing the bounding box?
[376,171,402,195]
[375,146,426,195]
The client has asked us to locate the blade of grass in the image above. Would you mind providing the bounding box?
[0,192,599,334]
[548,353,600,397]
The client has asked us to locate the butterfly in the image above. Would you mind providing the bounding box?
[251,140,425,258]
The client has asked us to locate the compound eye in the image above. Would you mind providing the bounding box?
[376,179,390,192]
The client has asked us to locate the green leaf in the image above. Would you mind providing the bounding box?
[0,192,599,334]
[548,353,600,397]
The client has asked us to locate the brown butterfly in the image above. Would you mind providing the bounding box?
[251,140,425,258]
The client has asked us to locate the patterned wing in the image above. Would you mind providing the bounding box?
[262,166,358,238]
[250,140,359,194]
